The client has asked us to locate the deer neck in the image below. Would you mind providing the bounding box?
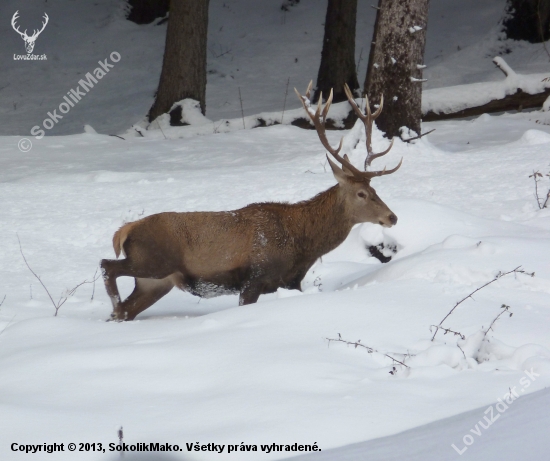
[294,185,354,258]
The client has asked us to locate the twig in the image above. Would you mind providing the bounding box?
[429,325,465,340]
[238,87,246,129]
[17,235,101,316]
[431,266,534,341]
[18,234,57,309]
[530,170,543,208]
[529,170,550,209]
[281,77,290,124]
[356,47,364,75]
[482,304,513,339]
[327,333,410,368]
[109,134,125,140]
[91,268,98,301]
[0,295,5,308]
[209,46,232,58]
[157,122,167,139]
[457,342,466,359]
[402,128,435,143]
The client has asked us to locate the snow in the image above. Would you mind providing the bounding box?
[289,387,550,461]
[2,0,550,460]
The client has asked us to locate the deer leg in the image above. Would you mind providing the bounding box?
[100,259,124,310]
[112,277,174,321]
[100,258,175,320]
[239,281,264,306]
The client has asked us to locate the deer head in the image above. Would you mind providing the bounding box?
[11,11,49,54]
[295,81,402,227]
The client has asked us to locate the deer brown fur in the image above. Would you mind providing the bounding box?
[100,83,402,320]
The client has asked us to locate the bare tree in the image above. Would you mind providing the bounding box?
[364,0,429,137]
[148,0,210,123]
[314,0,359,103]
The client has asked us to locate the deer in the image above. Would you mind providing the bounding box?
[11,11,49,54]
[100,82,402,321]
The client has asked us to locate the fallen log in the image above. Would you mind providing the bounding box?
[422,57,550,121]
[423,88,550,121]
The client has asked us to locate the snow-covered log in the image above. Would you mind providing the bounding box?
[423,58,550,121]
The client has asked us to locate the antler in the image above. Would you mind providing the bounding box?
[343,83,395,170]
[295,81,402,179]
[11,11,27,38]
[31,13,49,39]
[11,11,48,39]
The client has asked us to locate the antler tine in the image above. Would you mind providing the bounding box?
[371,94,384,119]
[305,80,313,99]
[343,84,364,120]
[315,91,323,118]
[365,157,403,178]
[365,138,394,168]
[295,83,364,177]
[321,89,333,120]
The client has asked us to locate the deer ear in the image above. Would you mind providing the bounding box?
[327,155,352,186]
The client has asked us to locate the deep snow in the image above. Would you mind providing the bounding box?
[1,1,550,461]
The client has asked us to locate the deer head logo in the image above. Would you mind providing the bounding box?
[11,11,49,54]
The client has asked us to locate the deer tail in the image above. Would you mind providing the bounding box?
[112,222,136,258]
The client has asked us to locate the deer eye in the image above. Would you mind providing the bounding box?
[357,191,367,199]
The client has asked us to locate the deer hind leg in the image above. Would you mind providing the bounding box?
[113,276,174,321]
[100,257,175,321]
[100,258,124,311]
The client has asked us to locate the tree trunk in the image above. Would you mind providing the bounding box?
[364,0,429,137]
[314,0,359,103]
[127,0,169,25]
[503,0,550,42]
[148,0,210,123]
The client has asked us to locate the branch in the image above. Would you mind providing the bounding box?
[529,170,544,209]
[402,128,435,143]
[429,325,465,340]
[18,234,57,309]
[17,234,100,316]
[327,333,410,368]
[482,304,513,339]
[431,266,534,341]
[493,57,517,78]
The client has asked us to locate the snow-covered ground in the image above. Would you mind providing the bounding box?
[1,1,550,460]
[2,113,550,461]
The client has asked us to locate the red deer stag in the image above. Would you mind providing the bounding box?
[100,82,402,320]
